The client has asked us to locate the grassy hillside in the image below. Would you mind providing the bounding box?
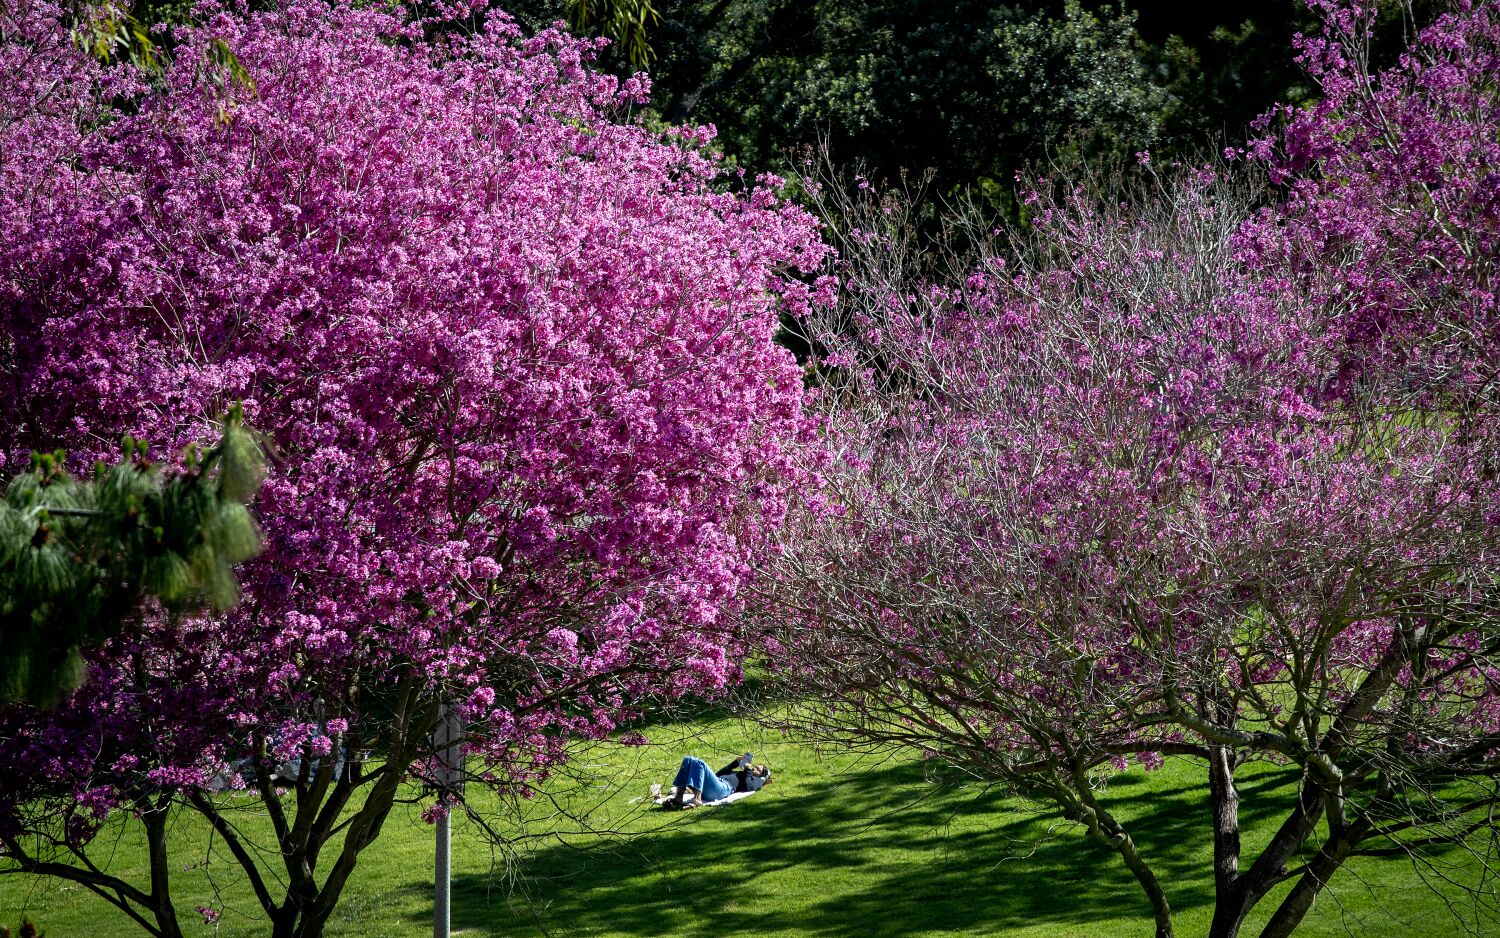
[3,713,1493,937]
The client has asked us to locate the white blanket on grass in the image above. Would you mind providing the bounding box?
[649,789,759,809]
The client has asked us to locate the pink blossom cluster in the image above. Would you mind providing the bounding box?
[0,0,824,847]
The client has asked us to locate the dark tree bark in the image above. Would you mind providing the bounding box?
[1258,834,1354,938]
[1206,744,1251,938]
[1058,768,1175,938]
[141,802,185,938]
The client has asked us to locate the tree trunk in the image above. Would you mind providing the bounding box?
[1258,836,1353,938]
[1206,744,1249,938]
[143,802,186,938]
[1065,777,1175,938]
[270,680,430,938]
[259,771,405,938]
[1116,828,1175,938]
[289,766,406,938]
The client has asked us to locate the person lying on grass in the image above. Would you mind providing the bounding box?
[662,753,771,808]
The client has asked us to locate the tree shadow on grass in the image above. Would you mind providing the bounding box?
[625,674,785,734]
[399,760,1303,937]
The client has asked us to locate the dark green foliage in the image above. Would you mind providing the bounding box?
[0,409,263,707]
[521,0,1214,189]
[639,0,1162,193]
[1141,2,1320,153]
[525,0,1434,211]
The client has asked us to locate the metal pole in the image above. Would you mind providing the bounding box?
[434,793,451,938]
[432,700,461,938]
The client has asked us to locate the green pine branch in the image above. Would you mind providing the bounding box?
[0,406,264,707]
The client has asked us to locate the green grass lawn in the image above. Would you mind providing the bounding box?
[3,712,1495,937]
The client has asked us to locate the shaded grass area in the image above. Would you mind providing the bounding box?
[3,714,1495,937]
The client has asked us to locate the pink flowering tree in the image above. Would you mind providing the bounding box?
[763,3,1500,937]
[0,1,825,935]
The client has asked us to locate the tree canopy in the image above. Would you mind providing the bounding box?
[766,2,1500,935]
[0,0,824,933]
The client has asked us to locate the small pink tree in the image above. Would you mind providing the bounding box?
[765,3,1500,936]
[0,2,825,935]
